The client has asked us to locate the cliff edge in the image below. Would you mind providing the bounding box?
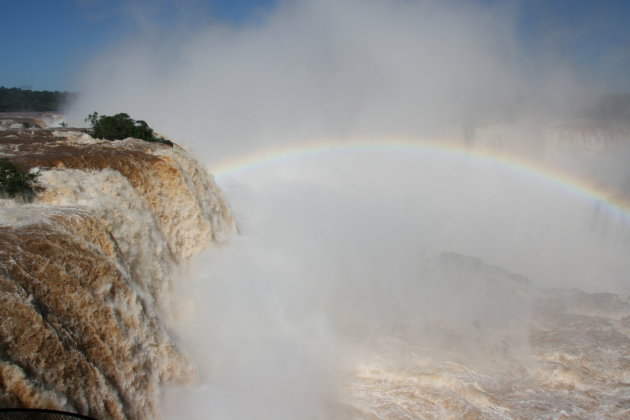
[0,128,235,419]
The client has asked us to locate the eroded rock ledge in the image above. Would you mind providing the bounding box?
[0,129,235,419]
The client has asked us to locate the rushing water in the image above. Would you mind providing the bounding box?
[0,130,235,419]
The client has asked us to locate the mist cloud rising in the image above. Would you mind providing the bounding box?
[69,0,591,161]
[69,1,630,419]
[161,150,629,419]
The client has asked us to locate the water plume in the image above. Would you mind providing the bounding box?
[69,0,598,159]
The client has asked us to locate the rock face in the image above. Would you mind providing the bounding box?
[0,129,235,419]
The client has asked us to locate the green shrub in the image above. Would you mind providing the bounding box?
[0,159,40,200]
[85,112,173,147]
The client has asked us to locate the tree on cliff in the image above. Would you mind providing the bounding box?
[85,112,173,146]
[0,159,40,200]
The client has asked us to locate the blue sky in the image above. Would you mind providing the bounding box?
[0,0,278,90]
[1,0,629,92]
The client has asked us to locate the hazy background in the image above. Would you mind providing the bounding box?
[62,0,629,160]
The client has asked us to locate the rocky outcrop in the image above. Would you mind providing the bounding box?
[0,129,235,419]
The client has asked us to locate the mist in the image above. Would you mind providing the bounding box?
[70,0,601,158]
[69,0,630,418]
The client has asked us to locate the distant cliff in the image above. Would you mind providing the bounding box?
[0,87,75,112]
[0,128,235,419]
[466,119,630,209]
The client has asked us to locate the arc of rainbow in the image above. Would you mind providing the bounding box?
[210,138,630,221]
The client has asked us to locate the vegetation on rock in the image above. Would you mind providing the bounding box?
[0,159,40,200]
[85,112,173,146]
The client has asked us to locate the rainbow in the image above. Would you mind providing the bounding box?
[210,137,630,221]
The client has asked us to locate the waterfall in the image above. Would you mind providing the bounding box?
[0,129,235,419]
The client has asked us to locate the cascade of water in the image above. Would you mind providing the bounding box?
[0,129,235,419]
